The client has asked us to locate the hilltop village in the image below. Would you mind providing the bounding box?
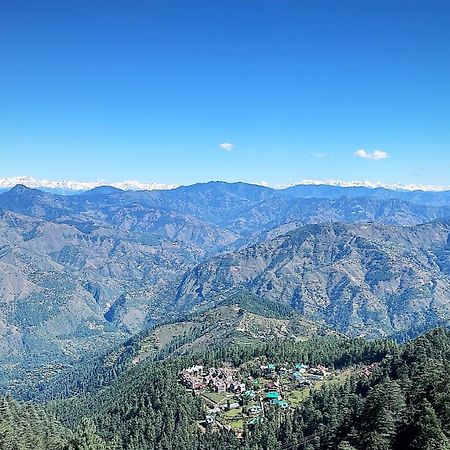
[178,361,344,433]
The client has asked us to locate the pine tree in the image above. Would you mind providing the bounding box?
[66,417,107,450]
[411,400,450,450]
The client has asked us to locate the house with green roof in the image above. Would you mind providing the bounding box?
[266,391,281,401]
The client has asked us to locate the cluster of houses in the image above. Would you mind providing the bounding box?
[179,365,246,394]
[180,361,332,421]
[260,362,329,382]
[178,361,382,436]
[257,362,330,408]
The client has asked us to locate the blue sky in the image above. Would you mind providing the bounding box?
[1,0,450,187]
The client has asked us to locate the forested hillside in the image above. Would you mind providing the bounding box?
[2,328,450,449]
[46,333,392,449]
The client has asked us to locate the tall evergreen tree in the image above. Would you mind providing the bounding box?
[66,418,107,450]
[410,400,450,450]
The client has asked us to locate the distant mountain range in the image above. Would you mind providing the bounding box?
[3,175,450,196]
[2,181,450,389]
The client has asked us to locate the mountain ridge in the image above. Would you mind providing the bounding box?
[170,220,450,338]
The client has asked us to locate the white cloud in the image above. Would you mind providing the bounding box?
[219,142,234,152]
[354,149,389,160]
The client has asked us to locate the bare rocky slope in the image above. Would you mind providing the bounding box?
[172,221,450,338]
